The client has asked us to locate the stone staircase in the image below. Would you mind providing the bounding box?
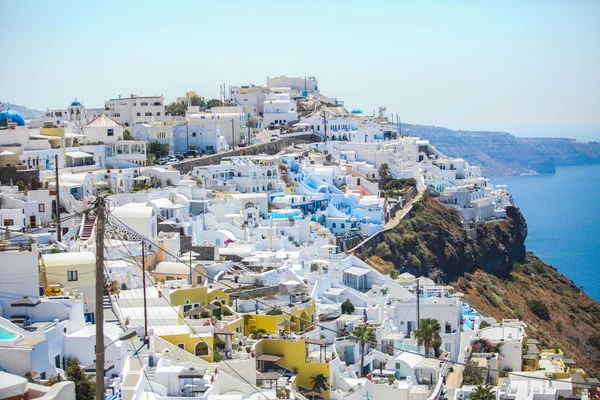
[103,294,119,323]
[79,215,96,241]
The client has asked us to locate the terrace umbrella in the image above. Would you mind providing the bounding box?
[203,303,220,311]
[321,244,337,259]
[184,307,205,317]
[278,319,296,333]
[263,295,279,301]
[11,296,40,319]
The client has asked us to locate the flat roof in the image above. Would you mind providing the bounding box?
[256,354,282,362]
[343,266,370,276]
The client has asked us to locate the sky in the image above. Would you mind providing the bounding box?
[1,0,599,141]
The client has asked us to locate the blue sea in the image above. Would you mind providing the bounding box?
[494,165,600,302]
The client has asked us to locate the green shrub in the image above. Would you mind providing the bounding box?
[527,299,551,320]
[266,308,282,315]
[341,299,355,314]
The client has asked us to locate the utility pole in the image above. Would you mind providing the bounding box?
[323,111,327,141]
[142,240,148,344]
[54,154,62,242]
[186,122,189,152]
[416,279,420,331]
[231,118,235,153]
[94,197,106,400]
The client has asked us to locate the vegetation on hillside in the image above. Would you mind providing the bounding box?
[354,193,600,377]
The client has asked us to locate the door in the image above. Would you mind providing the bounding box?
[344,345,355,364]
[29,215,37,228]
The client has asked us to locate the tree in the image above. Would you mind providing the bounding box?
[65,358,95,400]
[206,99,223,109]
[414,318,441,356]
[188,144,199,151]
[165,102,187,116]
[190,95,205,108]
[311,373,329,393]
[341,299,355,315]
[243,314,252,336]
[123,128,134,140]
[470,383,496,400]
[349,325,377,377]
[148,141,168,158]
[378,163,391,185]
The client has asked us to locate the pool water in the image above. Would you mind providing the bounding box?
[0,326,21,341]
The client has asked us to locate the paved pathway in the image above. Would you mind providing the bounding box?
[384,191,424,230]
[445,330,473,389]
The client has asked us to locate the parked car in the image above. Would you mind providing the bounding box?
[270,133,279,142]
[237,140,247,148]
[185,150,198,158]
[175,152,184,161]
[157,157,167,165]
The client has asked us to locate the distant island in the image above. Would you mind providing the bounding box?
[403,123,600,178]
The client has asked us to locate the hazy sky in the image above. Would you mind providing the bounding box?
[2,0,599,141]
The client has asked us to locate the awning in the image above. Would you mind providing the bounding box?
[343,266,370,277]
[305,338,326,346]
[324,288,345,296]
[133,175,150,181]
[66,151,94,159]
[256,371,282,381]
[256,354,282,362]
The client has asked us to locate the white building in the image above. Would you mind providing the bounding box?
[267,75,319,94]
[262,91,298,127]
[104,94,166,126]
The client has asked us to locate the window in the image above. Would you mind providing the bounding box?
[39,204,45,212]
[157,112,161,116]
[177,343,185,349]
[3,219,14,226]
[107,129,114,136]
[137,112,141,117]
[192,132,196,137]
[145,112,152,117]
[67,271,78,281]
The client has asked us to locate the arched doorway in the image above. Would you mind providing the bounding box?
[195,342,209,357]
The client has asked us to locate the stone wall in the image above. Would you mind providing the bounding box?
[172,133,322,173]
[0,167,40,188]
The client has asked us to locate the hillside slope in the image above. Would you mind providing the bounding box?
[403,124,600,178]
[354,195,600,377]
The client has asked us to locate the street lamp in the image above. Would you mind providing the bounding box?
[104,330,137,349]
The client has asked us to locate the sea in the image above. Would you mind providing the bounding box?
[493,164,600,302]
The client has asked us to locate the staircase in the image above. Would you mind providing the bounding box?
[79,215,96,241]
[103,294,119,323]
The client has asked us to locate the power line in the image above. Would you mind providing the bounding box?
[105,210,597,388]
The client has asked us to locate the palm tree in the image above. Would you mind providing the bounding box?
[378,163,391,186]
[413,318,442,356]
[349,325,377,377]
[311,373,329,393]
[470,383,496,400]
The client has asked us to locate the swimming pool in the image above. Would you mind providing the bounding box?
[0,326,22,341]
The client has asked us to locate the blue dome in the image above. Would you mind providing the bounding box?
[70,100,82,107]
[0,110,25,126]
[350,109,363,114]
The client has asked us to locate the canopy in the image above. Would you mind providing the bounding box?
[11,296,40,307]
[66,151,94,159]
[184,307,204,317]
[256,371,282,381]
[0,150,16,156]
[343,266,370,277]
[94,181,109,187]
[178,367,204,379]
[305,338,326,345]
[256,354,282,362]
[133,175,150,181]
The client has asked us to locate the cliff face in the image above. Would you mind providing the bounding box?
[354,195,600,378]
[402,124,600,178]
[355,195,528,280]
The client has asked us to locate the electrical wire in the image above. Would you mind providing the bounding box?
[104,214,271,399]
[105,210,598,388]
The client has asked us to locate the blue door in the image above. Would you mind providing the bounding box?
[84,312,95,324]
[344,346,355,364]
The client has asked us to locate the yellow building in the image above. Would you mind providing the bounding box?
[158,327,215,363]
[40,252,97,322]
[254,338,330,398]
[245,300,316,335]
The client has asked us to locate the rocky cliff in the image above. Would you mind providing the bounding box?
[402,124,600,178]
[354,195,600,377]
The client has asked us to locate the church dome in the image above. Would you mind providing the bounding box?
[70,99,82,107]
[0,109,25,126]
